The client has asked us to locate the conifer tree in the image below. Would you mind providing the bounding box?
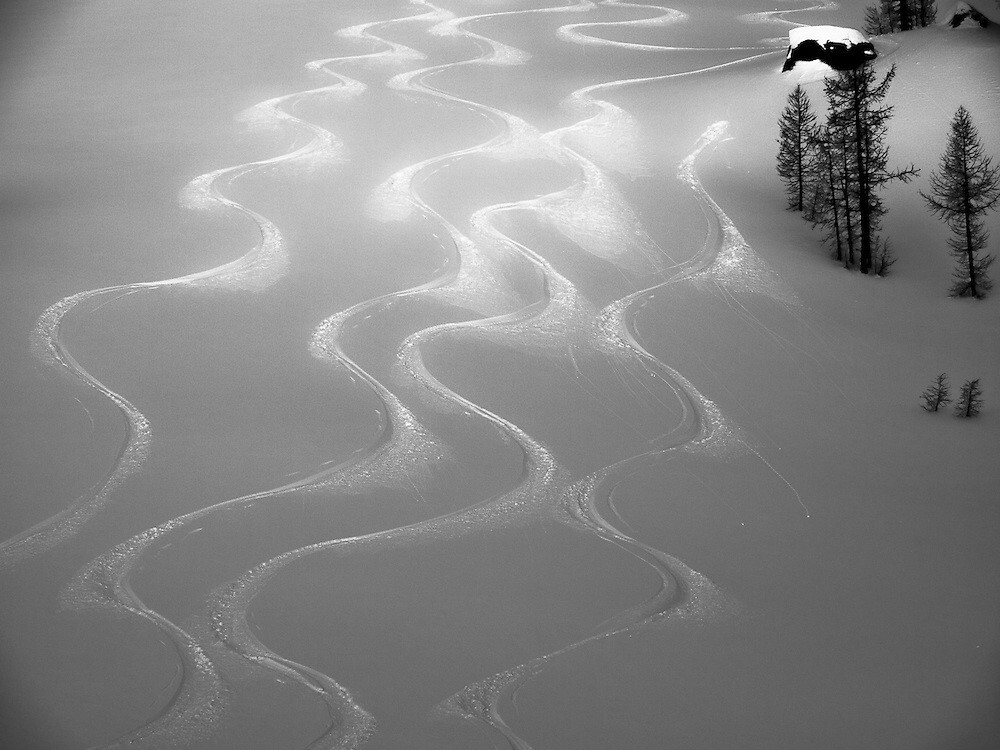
[899,0,913,30]
[954,378,984,418]
[864,3,892,35]
[777,85,818,212]
[835,120,861,267]
[824,64,917,274]
[921,106,1000,298]
[865,0,900,34]
[809,124,856,264]
[916,0,936,27]
[865,1,935,34]
[920,373,951,412]
[806,127,836,233]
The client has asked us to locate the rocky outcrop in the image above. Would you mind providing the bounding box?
[940,2,991,27]
[782,26,878,72]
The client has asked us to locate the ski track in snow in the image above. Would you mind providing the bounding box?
[41,66,370,749]
[10,0,831,747]
[0,57,358,576]
[741,0,841,29]
[559,0,774,52]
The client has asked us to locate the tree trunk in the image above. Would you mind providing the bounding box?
[827,147,843,260]
[964,168,977,297]
[836,129,856,266]
[854,90,872,274]
[842,171,855,267]
[899,0,912,30]
[797,122,804,211]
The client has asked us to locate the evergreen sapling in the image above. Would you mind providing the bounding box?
[954,378,984,418]
[919,373,951,412]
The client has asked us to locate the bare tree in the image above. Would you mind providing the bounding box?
[873,236,896,275]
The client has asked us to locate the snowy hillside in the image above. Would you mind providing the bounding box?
[0,1,998,748]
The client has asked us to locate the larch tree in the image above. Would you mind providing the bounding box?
[899,0,913,30]
[809,123,857,265]
[954,379,984,418]
[824,63,917,274]
[916,0,936,27]
[806,126,836,232]
[920,373,951,412]
[864,1,936,34]
[921,106,1000,298]
[864,3,893,35]
[777,85,818,212]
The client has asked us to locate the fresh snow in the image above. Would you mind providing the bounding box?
[788,24,869,47]
[0,1,998,748]
[783,24,877,72]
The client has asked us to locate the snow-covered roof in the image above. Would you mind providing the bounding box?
[788,25,868,48]
[782,25,876,73]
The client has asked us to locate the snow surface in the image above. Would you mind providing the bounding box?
[0,1,998,748]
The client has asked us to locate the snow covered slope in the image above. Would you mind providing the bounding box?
[686,19,1000,744]
[0,2,998,748]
